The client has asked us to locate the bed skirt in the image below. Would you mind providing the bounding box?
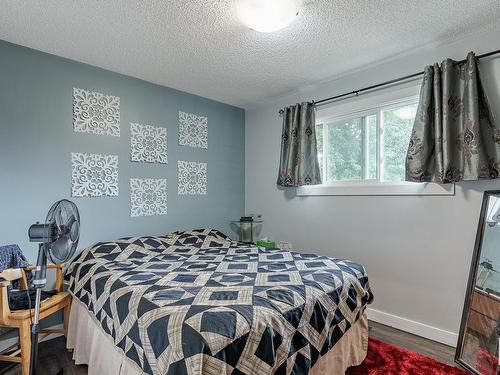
[67,298,368,375]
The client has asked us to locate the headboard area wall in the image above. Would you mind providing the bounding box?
[0,40,245,263]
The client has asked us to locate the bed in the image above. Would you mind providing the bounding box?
[65,229,373,375]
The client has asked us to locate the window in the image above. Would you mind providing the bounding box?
[316,99,417,183]
[297,85,454,196]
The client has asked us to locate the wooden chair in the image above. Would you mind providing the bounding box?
[0,264,71,375]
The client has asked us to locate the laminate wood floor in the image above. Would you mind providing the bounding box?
[0,321,459,374]
[368,320,457,367]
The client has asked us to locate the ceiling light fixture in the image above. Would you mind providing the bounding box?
[237,0,301,33]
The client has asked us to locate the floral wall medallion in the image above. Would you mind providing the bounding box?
[178,111,208,149]
[130,123,168,164]
[177,160,207,195]
[73,88,120,136]
[71,152,119,197]
[130,178,168,217]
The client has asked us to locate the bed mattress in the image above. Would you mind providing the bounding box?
[66,229,373,375]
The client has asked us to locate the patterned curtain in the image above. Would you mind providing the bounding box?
[406,52,500,183]
[277,102,322,187]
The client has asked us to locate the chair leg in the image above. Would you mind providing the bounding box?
[63,302,71,337]
[19,320,31,375]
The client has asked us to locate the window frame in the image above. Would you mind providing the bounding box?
[297,84,455,196]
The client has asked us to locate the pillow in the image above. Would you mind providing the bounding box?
[166,228,231,245]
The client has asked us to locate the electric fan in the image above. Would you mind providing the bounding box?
[27,199,80,375]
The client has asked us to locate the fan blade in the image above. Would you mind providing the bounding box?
[51,237,71,261]
[69,220,80,242]
[65,215,76,228]
[58,207,64,226]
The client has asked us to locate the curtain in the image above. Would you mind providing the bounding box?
[277,102,322,187]
[406,52,500,183]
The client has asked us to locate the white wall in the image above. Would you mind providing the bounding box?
[245,26,500,345]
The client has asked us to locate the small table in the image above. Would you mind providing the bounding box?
[231,220,263,243]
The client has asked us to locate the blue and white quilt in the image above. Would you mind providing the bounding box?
[66,229,373,375]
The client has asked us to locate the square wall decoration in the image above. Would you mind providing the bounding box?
[130,123,168,164]
[130,178,168,217]
[178,161,207,195]
[178,111,208,149]
[73,87,120,136]
[71,152,119,197]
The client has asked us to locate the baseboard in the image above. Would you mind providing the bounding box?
[366,307,458,347]
[0,323,64,353]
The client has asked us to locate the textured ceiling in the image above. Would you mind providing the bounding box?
[0,0,499,108]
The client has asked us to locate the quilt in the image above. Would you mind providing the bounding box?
[66,229,373,375]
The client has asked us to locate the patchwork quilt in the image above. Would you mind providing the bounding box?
[66,229,373,375]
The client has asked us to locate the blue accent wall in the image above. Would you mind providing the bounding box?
[0,40,245,263]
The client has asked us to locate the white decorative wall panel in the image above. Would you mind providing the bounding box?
[73,87,120,136]
[177,160,207,195]
[71,152,119,197]
[130,178,168,217]
[130,123,168,164]
[178,111,208,149]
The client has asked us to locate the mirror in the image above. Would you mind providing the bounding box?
[456,191,500,374]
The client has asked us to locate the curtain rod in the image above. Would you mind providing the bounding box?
[312,48,500,107]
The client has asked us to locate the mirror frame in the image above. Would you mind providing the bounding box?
[455,190,500,374]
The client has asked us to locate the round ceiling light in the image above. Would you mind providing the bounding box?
[237,0,301,33]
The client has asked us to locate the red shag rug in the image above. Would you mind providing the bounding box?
[346,338,468,375]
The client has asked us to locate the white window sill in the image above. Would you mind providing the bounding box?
[296,182,455,196]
